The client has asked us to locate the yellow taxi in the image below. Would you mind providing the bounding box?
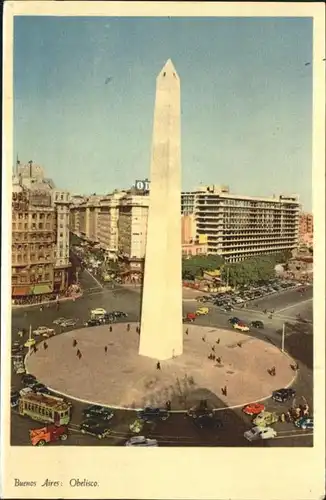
[24,338,36,348]
[195,307,209,316]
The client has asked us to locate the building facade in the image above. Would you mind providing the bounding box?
[12,160,71,301]
[194,185,300,262]
[299,212,313,248]
[117,193,149,270]
[11,187,56,299]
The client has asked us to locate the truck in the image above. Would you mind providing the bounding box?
[183,312,197,323]
[29,425,68,446]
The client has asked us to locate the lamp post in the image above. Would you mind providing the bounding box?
[281,323,285,353]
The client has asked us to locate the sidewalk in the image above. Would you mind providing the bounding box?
[12,292,83,310]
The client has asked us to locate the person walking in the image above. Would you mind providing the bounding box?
[216,356,221,364]
[166,400,171,412]
[216,338,220,344]
[185,328,189,335]
[127,323,130,332]
[224,385,228,396]
[156,361,161,370]
[109,325,112,333]
[211,346,215,352]
[104,346,108,354]
[43,342,48,350]
[76,349,81,357]
[73,339,77,347]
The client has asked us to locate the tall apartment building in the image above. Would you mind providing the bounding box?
[11,160,71,300]
[194,185,299,262]
[52,190,71,290]
[11,185,56,298]
[299,212,313,248]
[118,193,149,270]
[181,191,196,215]
[97,191,127,258]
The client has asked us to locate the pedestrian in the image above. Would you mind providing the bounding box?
[127,324,130,332]
[109,326,112,333]
[76,349,81,357]
[221,387,226,396]
[166,400,171,412]
[202,336,206,342]
[43,342,48,350]
[40,306,43,311]
[156,361,161,370]
[216,338,220,344]
[224,385,228,396]
[212,354,216,361]
[73,339,77,347]
[216,356,221,364]
[237,342,242,348]
[211,346,215,352]
[78,351,82,359]
[185,328,189,335]
[33,345,38,353]
[104,346,108,354]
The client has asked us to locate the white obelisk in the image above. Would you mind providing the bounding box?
[139,59,183,360]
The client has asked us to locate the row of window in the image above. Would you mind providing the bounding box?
[12,274,51,284]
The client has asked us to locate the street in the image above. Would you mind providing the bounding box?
[10,270,313,447]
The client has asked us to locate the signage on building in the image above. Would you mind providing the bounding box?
[135,180,150,192]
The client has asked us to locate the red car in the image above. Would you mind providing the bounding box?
[242,403,265,416]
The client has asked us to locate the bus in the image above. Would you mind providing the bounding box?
[18,392,71,426]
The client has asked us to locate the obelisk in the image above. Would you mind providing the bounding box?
[139,59,183,360]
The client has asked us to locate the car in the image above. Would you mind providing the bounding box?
[272,388,296,403]
[83,405,114,421]
[53,317,67,325]
[295,417,313,430]
[32,383,48,394]
[15,365,26,375]
[125,436,158,447]
[11,390,20,407]
[12,354,24,363]
[242,403,266,416]
[233,322,250,332]
[195,307,209,315]
[24,338,36,348]
[21,373,36,385]
[196,296,208,303]
[228,317,240,325]
[244,426,277,441]
[137,406,170,422]
[12,345,24,354]
[90,308,107,317]
[61,319,78,328]
[33,326,55,336]
[129,418,145,434]
[80,419,112,439]
[250,320,264,329]
[221,305,233,312]
[19,387,33,397]
[193,414,223,430]
[30,425,68,446]
[84,318,102,327]
[111,311,128,319]
[253,411,278,427]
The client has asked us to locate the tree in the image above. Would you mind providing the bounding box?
[182,255,224,280]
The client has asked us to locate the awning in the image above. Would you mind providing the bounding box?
[12,286,31,297]
[32,284,52,295]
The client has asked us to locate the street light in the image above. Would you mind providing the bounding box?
[281,323,285,353]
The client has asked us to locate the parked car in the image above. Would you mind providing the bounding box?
[32,383,48,394]
[250,320,264,329]
[221,305,234,312]
[30,425,68,446]
[137,407,170,422]
[80,419,112,439]
[272,388,296,403]
[196,307,209,316]
[83,405,114,421]
[295,417,313,430]
[242,403,265,416]
[244,426,277,441]
[253,411,278,427]
[125,436,158,447]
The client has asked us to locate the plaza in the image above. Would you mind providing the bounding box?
[25,322,295,410]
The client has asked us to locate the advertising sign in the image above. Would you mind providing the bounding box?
[135,179,150,191]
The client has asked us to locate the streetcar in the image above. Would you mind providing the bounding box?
[18,392,71,426]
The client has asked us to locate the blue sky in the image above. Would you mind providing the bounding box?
[14,16,312,210]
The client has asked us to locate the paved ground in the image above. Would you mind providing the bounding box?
[10,268,313,447]
[25,323,295,409]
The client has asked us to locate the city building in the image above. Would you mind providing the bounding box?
[117,193,149,271]
[194,185,300,262]
[11,185,56,299]
[181,213,208,256]
[97,191,127,259]
[11,160,71,301]
[181,191,196,215]
[299,212,313,248]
